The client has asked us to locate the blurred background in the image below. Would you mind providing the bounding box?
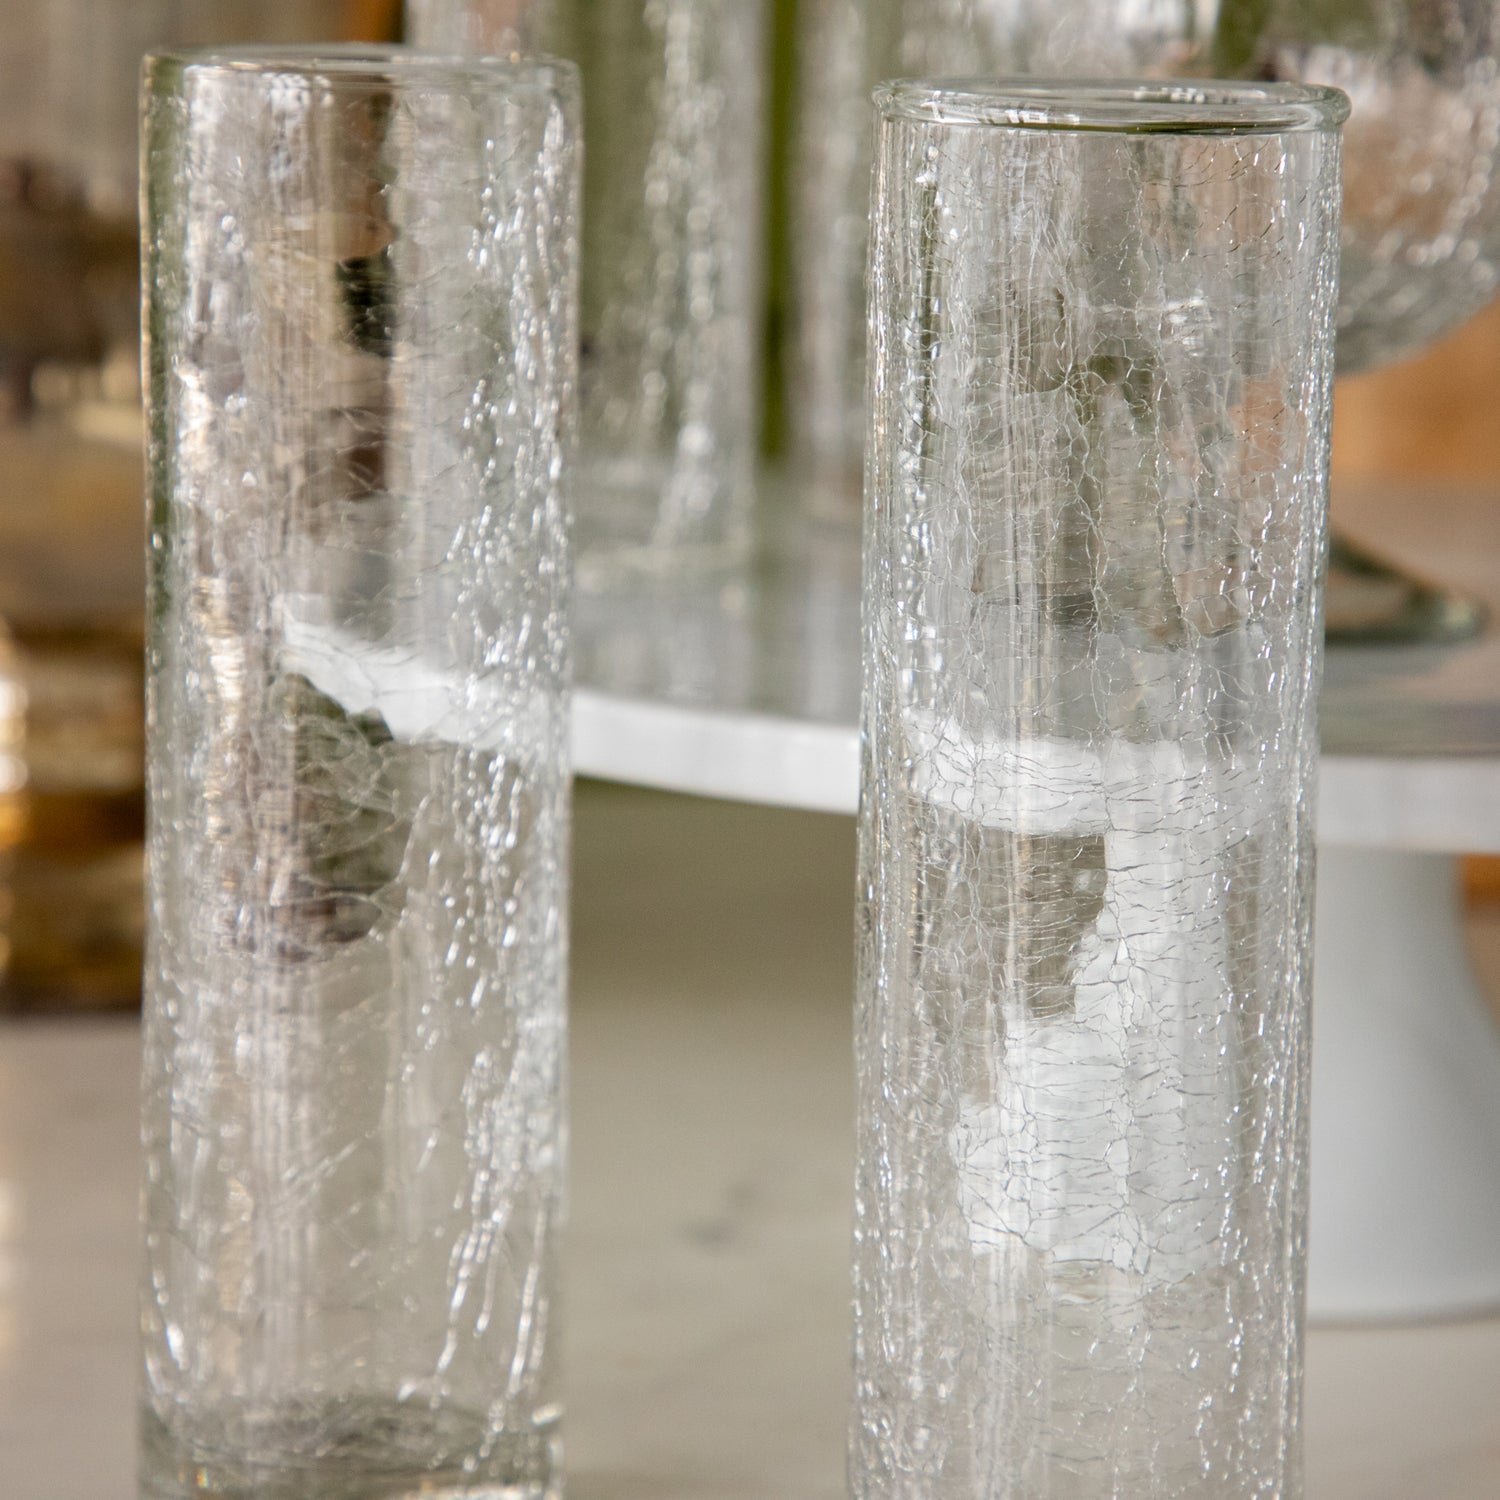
[0,0,1496,1014]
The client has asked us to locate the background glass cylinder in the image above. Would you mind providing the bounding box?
[856,81,1345,1498]
[139,47,577,1500]
[409,0,765,579]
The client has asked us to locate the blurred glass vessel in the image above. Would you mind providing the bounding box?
[792,0,1500,493]
[139,46,577,1499]
[856,78,1344,1498]
[410,0,767,581]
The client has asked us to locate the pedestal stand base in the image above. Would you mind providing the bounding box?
[1310,847,1500,1320]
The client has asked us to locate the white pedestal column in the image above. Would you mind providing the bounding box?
[1310,847,1500,1319]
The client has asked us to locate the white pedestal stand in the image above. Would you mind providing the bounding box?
[1310,847,1500,1319]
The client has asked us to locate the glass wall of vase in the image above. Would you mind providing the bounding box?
[789,0,1500,503]
[407,0,767,582]
[856,76,1345,1496]
[138,51,576,1489]
[0,1,391,1009]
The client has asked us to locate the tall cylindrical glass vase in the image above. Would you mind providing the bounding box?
[139,47,578,1500]
[856,81,1346,1498]
[409,0,765,582]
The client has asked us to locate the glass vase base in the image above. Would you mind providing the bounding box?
[1324,530,1486,645]
[139,1401,561,1500]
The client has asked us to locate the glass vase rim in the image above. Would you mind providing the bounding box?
[874,77,1350,134]
[142,42,578,99]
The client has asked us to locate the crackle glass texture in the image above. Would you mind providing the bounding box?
[792,0,1500,491]
[139,48,578,1500]
[855,82,1345,1500]
[409,0,765,580]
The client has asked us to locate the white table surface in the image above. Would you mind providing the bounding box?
[574,477,1500,851]
[3,784,1498,1499]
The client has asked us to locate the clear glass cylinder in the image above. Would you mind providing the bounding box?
[408,0,766,581]
[855,80,1346,1499]
[787,0,874,504]
[139,46,578,1500]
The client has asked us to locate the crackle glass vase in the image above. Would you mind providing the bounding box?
[855,80,1346,1499]
[139,46,578,1500]
[408,0,765,582]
